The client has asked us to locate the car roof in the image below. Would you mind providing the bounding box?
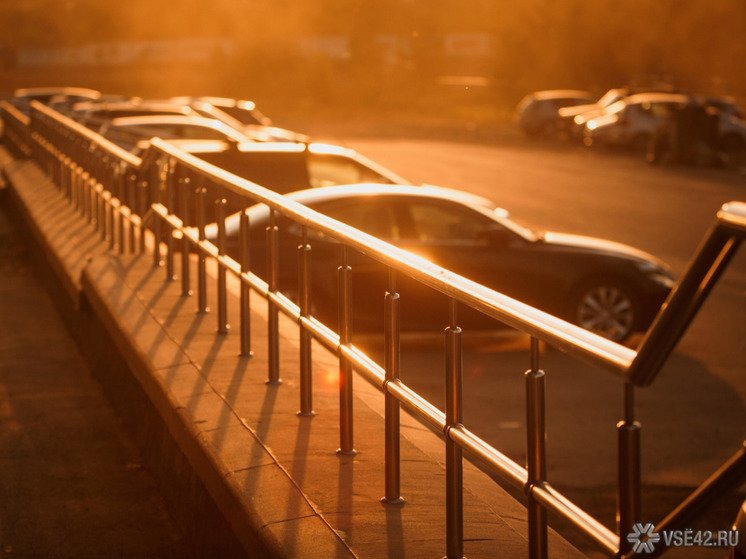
[282,183,496,210]
[108,114,245,131]
[71,100,194,114]
[173,139,348,156]
[531,89,593,101]
[622,92,691,105]
[106,115,254,143]
[169,96,257,110]
[170,140,412,185]
[13,86,102,100]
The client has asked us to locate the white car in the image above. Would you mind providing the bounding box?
[559,88,644,140]
[95,115,256,153]
[179,139,412,189]
[12,86,103,115]
[586,93,746,156]
[169,96,309,143]
[514,89,594,138]
[584,93,691,151]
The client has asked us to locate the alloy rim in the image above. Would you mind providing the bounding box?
[576,285,635,342]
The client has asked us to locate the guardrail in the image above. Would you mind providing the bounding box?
[2,99,744,558]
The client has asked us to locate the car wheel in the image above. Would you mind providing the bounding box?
[572,281,638,343]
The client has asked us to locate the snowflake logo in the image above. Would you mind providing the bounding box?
[627,523,661,554]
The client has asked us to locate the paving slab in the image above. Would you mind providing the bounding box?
[0,157,191,558]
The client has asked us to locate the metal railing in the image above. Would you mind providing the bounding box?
[3,99,744,558]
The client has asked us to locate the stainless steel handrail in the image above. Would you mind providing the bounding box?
[5,99,745,559]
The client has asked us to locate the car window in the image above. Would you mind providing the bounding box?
[307,154,393,187]
[175,124,231,140]
[217,106,265,126]
[310,198,400,240]
[196,151,310,193]
[405,200,504,243]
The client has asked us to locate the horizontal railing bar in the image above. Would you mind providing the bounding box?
[1,100,31,126]
[298,315,343,354]
[530,482,619,556]
[30,101,141,167]
[384,379,446,434]
[448,425,528,489]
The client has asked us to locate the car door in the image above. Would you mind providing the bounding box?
[392,196,542,331]
[286,197,402,332]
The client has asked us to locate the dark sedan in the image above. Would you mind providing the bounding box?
[207,185,674,342]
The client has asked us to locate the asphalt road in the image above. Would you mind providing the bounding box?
[0,187,191,559]
[311,129,746,556]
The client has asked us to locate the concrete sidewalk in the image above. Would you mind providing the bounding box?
[0,155,191,557]
[2,147,586,558]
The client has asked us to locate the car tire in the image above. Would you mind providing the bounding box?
[571,280,639,343]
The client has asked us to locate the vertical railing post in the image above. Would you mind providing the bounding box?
[196,187,208,313]
[138,180,148,254]
[216,198,229,335]
[298,226,314,416]
[151,162,163,268]
[337,246,355,455]
[71,166,80,210]
[382,269,403,504]
[106,192,115,248]
[86,175,94,225]
[127,173,137,254]
[617,382,641,554]
[116,166,126,255]
[179,178,192,296]
[164,160,176,281]
[445,299,464,559]
[105,164,114,247]
[239,211,252,357]
[266,210,281,384]
[90,177,99,228]
[526,337,548,559]
[80,172,89,218]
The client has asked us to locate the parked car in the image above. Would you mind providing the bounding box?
[206,184,674,342]
[12,87,103,115]
[67,100,195,128]
[93,115,256,153]
[68,98,307,143]
[514,89,594,138]
[584,93,691,151]
[181,138,409,190]
[558,88,637,140]
[171,139,412,220]
[587,93,746,160]
[169,96,309,143]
